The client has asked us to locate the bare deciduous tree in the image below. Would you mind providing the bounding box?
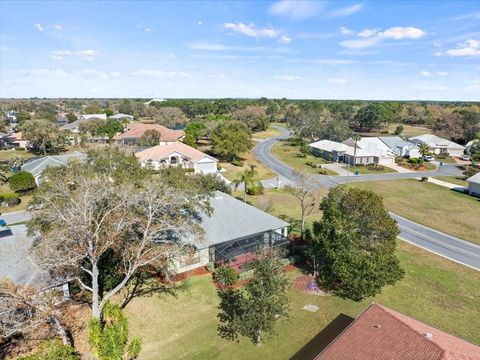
[30,163,209,320]
[285,170,318,239]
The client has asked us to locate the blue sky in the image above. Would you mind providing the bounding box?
[0,0,479,100]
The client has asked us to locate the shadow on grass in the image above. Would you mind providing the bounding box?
[289,313,354,360]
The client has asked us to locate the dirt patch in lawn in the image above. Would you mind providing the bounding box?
[293,275,328,296]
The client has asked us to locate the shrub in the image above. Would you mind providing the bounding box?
[238,269,254,281]
[206,262,215,272]
[296,152,307,158]
[214,266,238,286]
[231,159,244,167]
[9,171,36,193]
[15,147,26,152]
[246,182,264,195]
[279,258,291,267]
[394,125,404,135]
[318,168,328,175]
[18,338,78,360]
[409,157,420,165]
[421,176,429,182]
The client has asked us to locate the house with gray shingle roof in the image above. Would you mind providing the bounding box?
[378,136,421,158]
[176,191,289,273]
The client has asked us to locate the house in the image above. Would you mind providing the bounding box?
[175,191,289,273]
[467,172,480,198]
[135,142,218,174]
[378,136,421,158]
[343,137,396,165]
[61,117,103,133]
[109,113,134,121]
[114,123,185,145]
[3,132,30,149]
[79,113,107,121]
[466,139,479,153]
[409,134,465,157]
[312,303,480,360]
[21,151,87,184]
[309,140,376,165]
[55,116,69,127]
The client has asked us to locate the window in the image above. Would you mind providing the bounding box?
[170,156,177,164]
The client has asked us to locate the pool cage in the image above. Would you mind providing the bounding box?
[211,230,290,272]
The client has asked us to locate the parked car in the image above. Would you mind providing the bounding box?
[422,155,434,162]
[460,155,470,161]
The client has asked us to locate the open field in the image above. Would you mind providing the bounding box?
[434,176,468,187]
[349,179,480,245]
[271,140,337,175]
[125,241,480,360]
[251,123,283,140]
[341,165,396,174]
[355,124,432,138]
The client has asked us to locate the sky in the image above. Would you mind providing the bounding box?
[0,0,479,100]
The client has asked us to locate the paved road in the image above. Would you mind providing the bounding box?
[1,210,32,225]
[254,125,480,270]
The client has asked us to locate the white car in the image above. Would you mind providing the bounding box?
[422,155,434,162]
[460,155,470,161]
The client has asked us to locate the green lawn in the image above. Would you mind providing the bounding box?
[341,165,396,174]
[435,155,457,164]
[349,179,480,244]
[0,150,36,162]
[434,176,468,187]
[271,141,337,175]
[251,123,283,140]
[125,241,480,360]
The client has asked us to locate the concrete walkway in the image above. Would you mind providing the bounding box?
[427,177,467,190]
[383,162,415,173]
[323,163,354,176]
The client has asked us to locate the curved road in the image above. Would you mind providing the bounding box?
[254,125,480,271]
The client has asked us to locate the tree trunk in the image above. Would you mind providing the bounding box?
[256,332,261,346]
[91,261,101,320]
[51,315,71,345]
[244,183,247,202]
[300,205,305,240]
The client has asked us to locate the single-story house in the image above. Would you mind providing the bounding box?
[343,137,396,165]
[21,151,87,184]
[79,113,107,121]
[175,191,289,273]
[378,136,421,158]
[309,140,376,165]
[55,116,69,127]
[114,123,185,146]
[135,142,218,174]
[409,134,465,157]
[61,117,104,133]
[311,303,480,360]
[109,113,134,121]
[467,172,480,198]
[4,132,29,149]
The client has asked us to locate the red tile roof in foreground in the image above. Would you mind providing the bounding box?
[113,123,184,142]
[316,303,480,360]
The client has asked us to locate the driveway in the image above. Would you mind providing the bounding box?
[1,210,32,225]
[253,125,480,270]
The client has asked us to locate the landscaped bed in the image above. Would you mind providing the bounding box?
[123,241,480,360]
[395,158,437,171]
[341,164,397,174]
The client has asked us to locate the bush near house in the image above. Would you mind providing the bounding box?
[0,192,21,207]
[214,266,239,286]
[8,171,36,193]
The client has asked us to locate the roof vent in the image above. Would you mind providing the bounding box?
[425,332,433,340]
[373,325,382,329]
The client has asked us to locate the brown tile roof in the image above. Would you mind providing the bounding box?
[316,303,480,360]
[135,142,217,164]
[113,123,184,142]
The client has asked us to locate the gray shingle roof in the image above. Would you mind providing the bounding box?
[196,191,288,248]
[378,136,415,150]
[467,172,480,184]
[22,152,87,179]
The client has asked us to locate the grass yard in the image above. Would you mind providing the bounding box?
[0,150,36,162]
[349,179,480,244]
[220,148,276,181]
[251,123,283,140]
[396,160,437,171]
[341,165,396,174]
[434,176,468,187]
[271,140,337,176]
[387,123,432,138]
[125,241,480,360]
[435,155,457,164]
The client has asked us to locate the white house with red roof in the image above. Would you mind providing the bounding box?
[114,123,184,145]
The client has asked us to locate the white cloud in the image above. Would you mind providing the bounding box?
[378,26,426,40]
[51,49,99,61]
[77,69,108,79]
[268,0,322,20]
[339,37,380,49]
[327,3,363,17]
[130,70,188,78]
[328,78,348,85]
[437,71,448,77]
[278,35,292,44]
[198,21,203,25]
[110,72,123,79]
[144,28,152,32]
[17,68,66,77]
[224,23,277,38]
[34,24,44,32]
[274,74,302,81]
[420,70,431,77]
[53,24,63,30]
[339,26,354,35]
[444,39,480,57]
[357,28,378,38]
[187,42,264,51]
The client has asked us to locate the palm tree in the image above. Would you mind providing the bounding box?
[347,135,362,177]
[232,164,261,202]
[0,165,10,183]
[418,143,430,157]
[8,155,24,171]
